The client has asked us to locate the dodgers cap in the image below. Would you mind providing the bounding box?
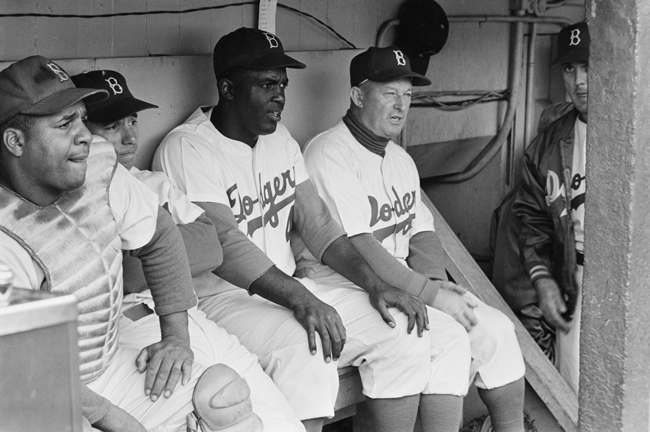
[213,27,306,78]
[350,46,432,87]
[71,70,158,125]
[0,56,107,126]
[553,21,590,65]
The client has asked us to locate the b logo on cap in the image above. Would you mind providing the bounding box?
[394,50,406,66]
[47,62,69,82]
[569,29,581,46]
[105,77,123,95]
[264,32,279,49]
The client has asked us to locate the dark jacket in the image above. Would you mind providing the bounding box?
[513,108,580,319]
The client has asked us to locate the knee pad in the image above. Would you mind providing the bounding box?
[187,364,263,432]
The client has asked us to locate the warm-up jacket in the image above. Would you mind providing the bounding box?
[513,108,580,319]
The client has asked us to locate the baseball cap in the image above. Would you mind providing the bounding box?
[190,364,263,432]
[553,21,589,64]
[0,56,108,126]
[213,27,306,78]
[350,46,432,87]
[71,70,158,125]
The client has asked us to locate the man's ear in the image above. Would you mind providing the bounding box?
[217,77,236,101]
[350,86,363,108]
[2,128,25,157]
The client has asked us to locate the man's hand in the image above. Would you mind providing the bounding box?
[135,311,194,401]
[428,281,478,331]
[92,404,146,432]
[533,277,571,332]
[368,284,429,336]
[292,296,346,364]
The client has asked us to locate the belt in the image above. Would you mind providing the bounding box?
[576,251,584,266]
[123,303,154,321]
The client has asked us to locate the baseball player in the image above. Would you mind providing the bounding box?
[512,21,590,394]
[0,55,302,432]
[70,69,306,432]
[154,27,470,432]
[300,46,527,432]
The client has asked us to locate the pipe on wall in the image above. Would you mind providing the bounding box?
[376,15,570,183]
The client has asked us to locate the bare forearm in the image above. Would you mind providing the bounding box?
[158,310,190,343]
[249,266,318,310]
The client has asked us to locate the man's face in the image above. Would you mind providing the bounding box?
[20,102,92,199]
[87,114,139,170]
[231,68,287,144]
[562,62,588,121]
[358,79,412,139]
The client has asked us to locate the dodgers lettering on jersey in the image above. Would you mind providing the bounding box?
[227,167,296,241]
[369,186,416,242]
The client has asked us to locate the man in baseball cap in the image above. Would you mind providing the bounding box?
[510,21,590,395]
[70,68,305,432]
[155,28,434,432]
[299,46,527,432]
[0,55,202,431]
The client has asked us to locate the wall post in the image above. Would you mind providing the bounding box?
[580,1,650,430]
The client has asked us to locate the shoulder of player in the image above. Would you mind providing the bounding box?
[385,141,417,164]
[526,109,578,161]
[303,121,359,160]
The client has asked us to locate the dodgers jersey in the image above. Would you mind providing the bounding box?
[154,107,309,281]
[301,120,435,271]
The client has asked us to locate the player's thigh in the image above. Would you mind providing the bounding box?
[199,290,315,362]
[423,306,472,396]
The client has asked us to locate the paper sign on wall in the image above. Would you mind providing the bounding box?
[258,0,278,35]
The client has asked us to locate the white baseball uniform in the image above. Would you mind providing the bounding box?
[118,164,305,431]
[153,107,440,419]
[301,120,526,392]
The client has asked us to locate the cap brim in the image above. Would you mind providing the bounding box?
[22,88,108,116]
[87,97,158,125]
[370,70,431,87]
[553,50,589,65]
[240,51,306,70]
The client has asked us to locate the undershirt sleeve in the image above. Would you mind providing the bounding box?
[406,231,448,281]
[196,202,275,290]
[129,208,197,315]
[81,385,111,425]
[293,180,346,262]
[122,213,222,295]
[349,233,440,302]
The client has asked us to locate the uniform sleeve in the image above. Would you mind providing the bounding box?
[411,172,436,236]
[293,180,346,261]
[109,164,159,250]
[304,137,373,237]
[290,134,310,186]
[512,136,556,282]
[153,132,231,206]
